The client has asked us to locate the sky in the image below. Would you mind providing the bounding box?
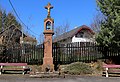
[0,0,98,44]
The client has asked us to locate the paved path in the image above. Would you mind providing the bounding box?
[0,75,120,82]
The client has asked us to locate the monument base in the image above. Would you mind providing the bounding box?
[42,64,54,72]
[42,57,54,72]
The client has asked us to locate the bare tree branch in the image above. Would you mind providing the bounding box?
[90,12,105,33]
[54,22,70,37]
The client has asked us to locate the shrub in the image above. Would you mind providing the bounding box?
[63,62,93,75]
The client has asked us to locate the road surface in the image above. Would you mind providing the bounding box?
[0,75,120,82]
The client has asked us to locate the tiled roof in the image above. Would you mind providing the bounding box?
[53,25,94,43]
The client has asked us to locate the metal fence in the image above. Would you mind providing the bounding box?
[53,42,104,65]
[53,42,120,65]
[0,42,120,65]
[0,44,44,65]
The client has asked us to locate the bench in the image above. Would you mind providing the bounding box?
[0,63,29,75]
[103,64,120,77]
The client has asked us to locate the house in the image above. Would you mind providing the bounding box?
[0,24,37,63]
[20,35,37,45]
[53,25,95,44]
[0,24,37,46]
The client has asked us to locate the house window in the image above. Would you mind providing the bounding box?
[75,32,84,38]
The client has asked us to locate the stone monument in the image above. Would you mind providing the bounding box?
[42,3,54,72]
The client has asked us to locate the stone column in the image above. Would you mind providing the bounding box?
[42,33,54,72]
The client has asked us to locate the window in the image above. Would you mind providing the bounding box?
[75,32,84,38]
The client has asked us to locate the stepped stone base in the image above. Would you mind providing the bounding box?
[42,64,54,72]
[30,71,65,78]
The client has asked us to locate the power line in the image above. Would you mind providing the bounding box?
[8,0,40,36]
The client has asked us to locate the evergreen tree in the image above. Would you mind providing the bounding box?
[0,10,2,32]
[96,0,120,52]
[0,9,22,33]
[2,11,7,30]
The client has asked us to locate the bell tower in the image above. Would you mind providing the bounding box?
[42,3,54,72]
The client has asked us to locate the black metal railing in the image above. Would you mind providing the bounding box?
[52,42,120,65]
[0,44,44,65]
[0,42,120,65]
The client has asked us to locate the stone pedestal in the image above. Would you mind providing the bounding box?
[42,56,54,72]
[42,33,54,72]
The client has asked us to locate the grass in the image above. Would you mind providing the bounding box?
[61,62,93,75]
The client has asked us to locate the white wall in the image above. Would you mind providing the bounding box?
[72,36,94,42]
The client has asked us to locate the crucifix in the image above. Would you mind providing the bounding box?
[45,3,53,17]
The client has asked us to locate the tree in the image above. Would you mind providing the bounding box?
[54,22,70,37]
[0,10,7,32]
[0,10,22,33]
[39,33,44,44]
[0,9,23,47]
[0,10,2,32]
[91,12,105,33]
[96,0,120,53]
